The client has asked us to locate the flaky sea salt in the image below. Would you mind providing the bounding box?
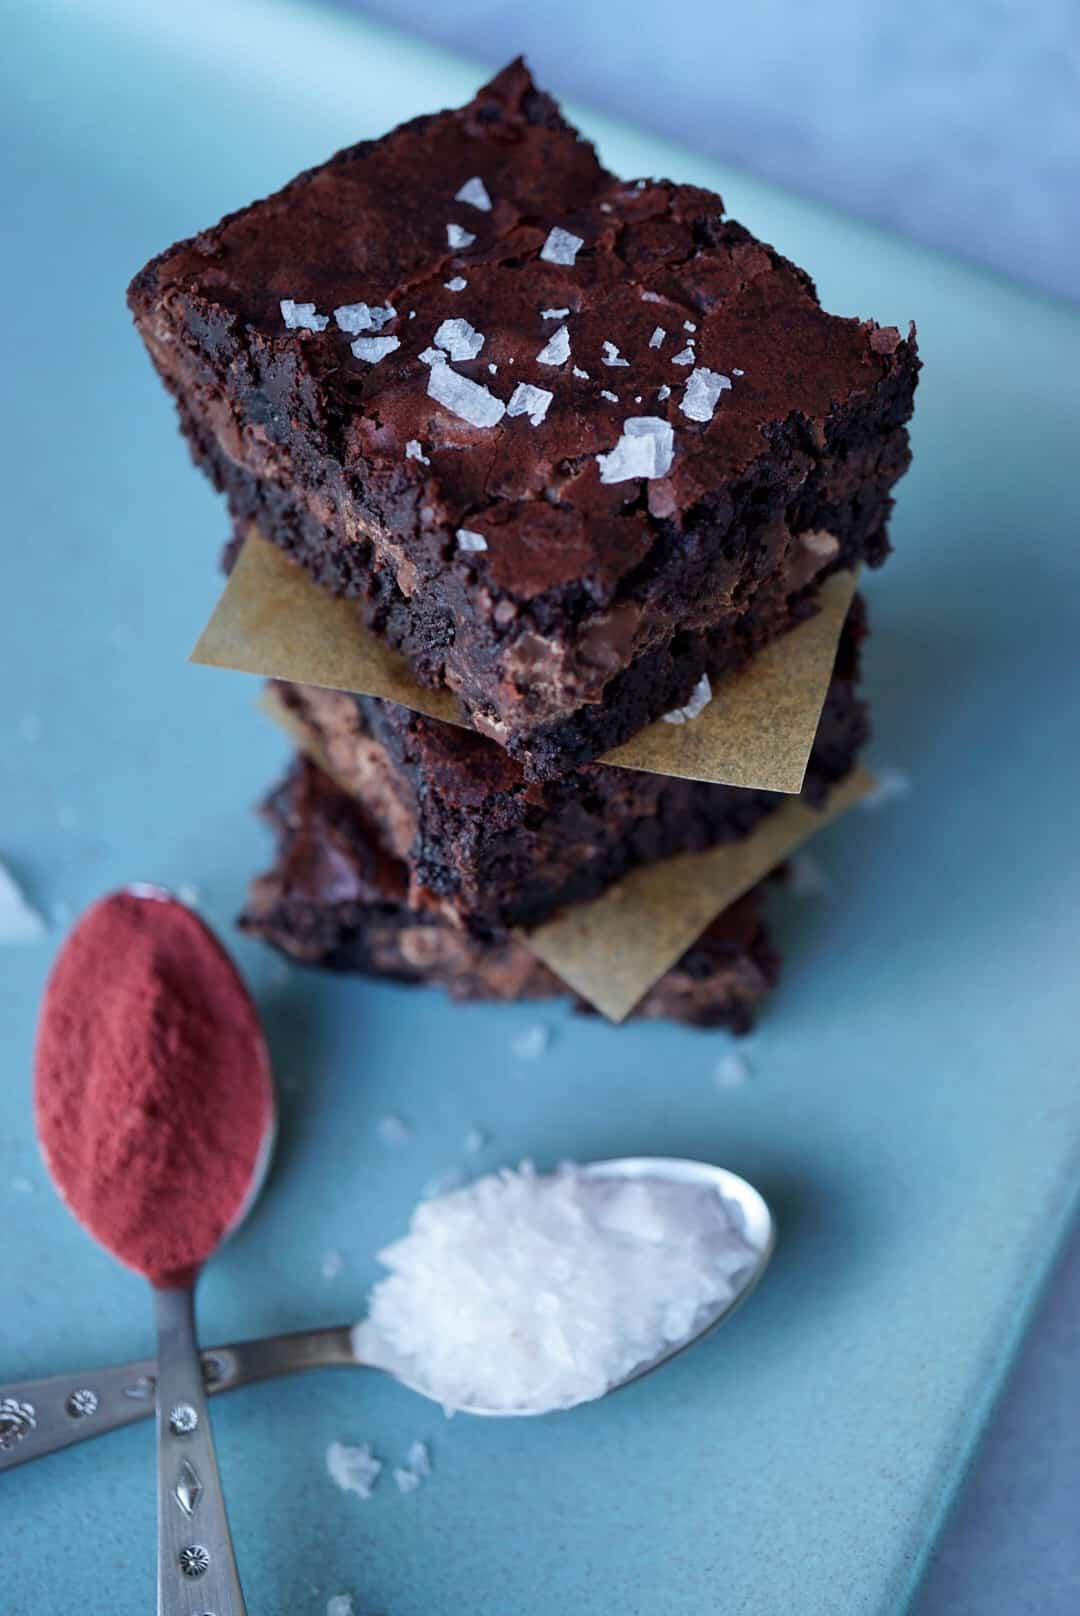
[356,1163,758,1414]
[446,223,476,249]
[405,439,430,465]
[506,382,553,426]
[405,1440,431,1477]
[536,326,570,366]
[377,1113,412,1146]
[662,674,712,724]
[713,1052,751,1090]
[640,289,664,303]
[657,384,671,400]
[444,276,468,292]
[351,335,400,364]
[334,302,395,334]
[326,1440,381,1500]
[511,1023,549,1060]
[394,1466,422,1494]
[649,326,666,349]
[572,365,590,379]
[280,298,328,332]
[672,345,696,366]
[433,317,485,361]
[540,227,583,265]
[601,340,629,367]
[541,306,570,319]
[427,360,505,428]
[596,417,675,483]
[327,1597,354,1616]
[683,319,697,332]
[680,367,732,423]
[456,529,488,552]
[0,861,45,943]
[600,389,619,403]
[455,175,492,212]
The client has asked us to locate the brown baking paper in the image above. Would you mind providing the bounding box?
[260,679,871,1022]
[193,529,858,793]
[520,767,874,1021]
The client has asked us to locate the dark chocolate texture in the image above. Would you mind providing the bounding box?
[131,59,916,776]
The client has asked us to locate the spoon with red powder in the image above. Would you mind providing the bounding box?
[33,887,274,1616]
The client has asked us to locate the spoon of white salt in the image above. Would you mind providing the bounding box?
[0,1157,774,1464]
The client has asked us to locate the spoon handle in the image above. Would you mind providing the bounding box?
[154,1286,246,1616]
[0,1324,357,1473]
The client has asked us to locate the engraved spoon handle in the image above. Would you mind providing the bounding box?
[0,1324,357,1473]
[155,1284,245,1615]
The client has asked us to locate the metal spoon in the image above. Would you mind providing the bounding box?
[1,1156,773,1469]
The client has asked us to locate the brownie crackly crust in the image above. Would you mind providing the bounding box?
[129,60,917,778]
[272,595,868,938]
[241,756,780,1030]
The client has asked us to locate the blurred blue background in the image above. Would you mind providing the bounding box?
[334,0,1079,302]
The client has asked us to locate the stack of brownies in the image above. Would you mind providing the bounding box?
[128,61,917,1028]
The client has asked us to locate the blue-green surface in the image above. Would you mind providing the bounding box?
[3,3,1078,1612]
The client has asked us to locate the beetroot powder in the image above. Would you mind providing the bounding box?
[34,889,273,1289]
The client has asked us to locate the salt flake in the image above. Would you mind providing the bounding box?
[596,416,675,483]
[327,1597,354,1616]
[680,367,732,423]
[405,439,430,465]
[427,361,505,428]
[600,389,619,403]
[572,365,590,379]
[683,319,697,332]
[713,1052,750,1089]
[602,340,629,367]
[657,384,671,401]
[662,674,712,724]
[406,1440,431,1476]
[433,317,485,361]
[456,529,488,552]
[326,1440,382,1500]
[351,335,400,364]
[394,1467,422,1494]
[444,276,468,292]
[446,223,476,249]
[334,302,395,334]
[455,175,492,212]
[279,298,328,332]
[511,1023,549,1061]
[541,306,570,319]
[672,345,696,366]
[0,861,45,943]
[506,382,553,426]
[649,327,666,349]
[640,289,664,303]
[540,227,583,266]
[536,326,570,366]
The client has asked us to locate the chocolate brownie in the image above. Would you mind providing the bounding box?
[130,59,917,778]
[271,594,867,938]
[241,755,780,1030]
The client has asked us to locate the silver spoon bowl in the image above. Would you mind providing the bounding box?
[0,1155,773,1467]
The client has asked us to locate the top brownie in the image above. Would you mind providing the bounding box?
[130,59,918,778]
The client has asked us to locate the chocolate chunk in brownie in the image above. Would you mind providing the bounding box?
[130,58,916,777]
[240,754,780,1030]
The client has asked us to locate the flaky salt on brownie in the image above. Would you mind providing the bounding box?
[270,594,868,938]
[130,59,917,778]
[241,756,780,1031]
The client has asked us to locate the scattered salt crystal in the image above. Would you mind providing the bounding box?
[351,335,400,364]
[322,1249,345,1281]
[861,767,912,810]
[422,1166,465,1200]
[433,317,485,361]
[535,326,570,366]
[657,384,671,401]
[596,417,675,483]
[464,1126,489,1154]
[680,367,732,423]
[456,529,488,553]
[357,1162,758,1414]
[506,382,553,426]
[672,345,696,366]
[662,674,712,724]
[511,1023,549,1060]
[334,302,395,334]
[788,849,828,897]
[600,389,619,403]
[713,1052,751,1090]
[0,862,45,944]
[640,290,664,303]
[405,439,430,465]
[732,367,744,376]
[406,1440,431,1476]
[418,347,444,366]
[488,362,498,374]
[280,299,328,332]
[427,361,505,428]
[455,175,492,212]
[683,320,697,332]
[18,714,41,742]
[326,1440,382,1500]
[649,327,666,349]
[601,340,629,367]
[446,223,476,249]
[444,276,468,292]
[541,306,570,319]
[377,1114,412,1146]
[393,1467,422,1494]
[599,201,614,213]
[10,1177,33,1194]
[572,365,590,379]
[539,227,583,266]
[176,883,200,908]
[327,1597,354,1616]
[409,310,417,320]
